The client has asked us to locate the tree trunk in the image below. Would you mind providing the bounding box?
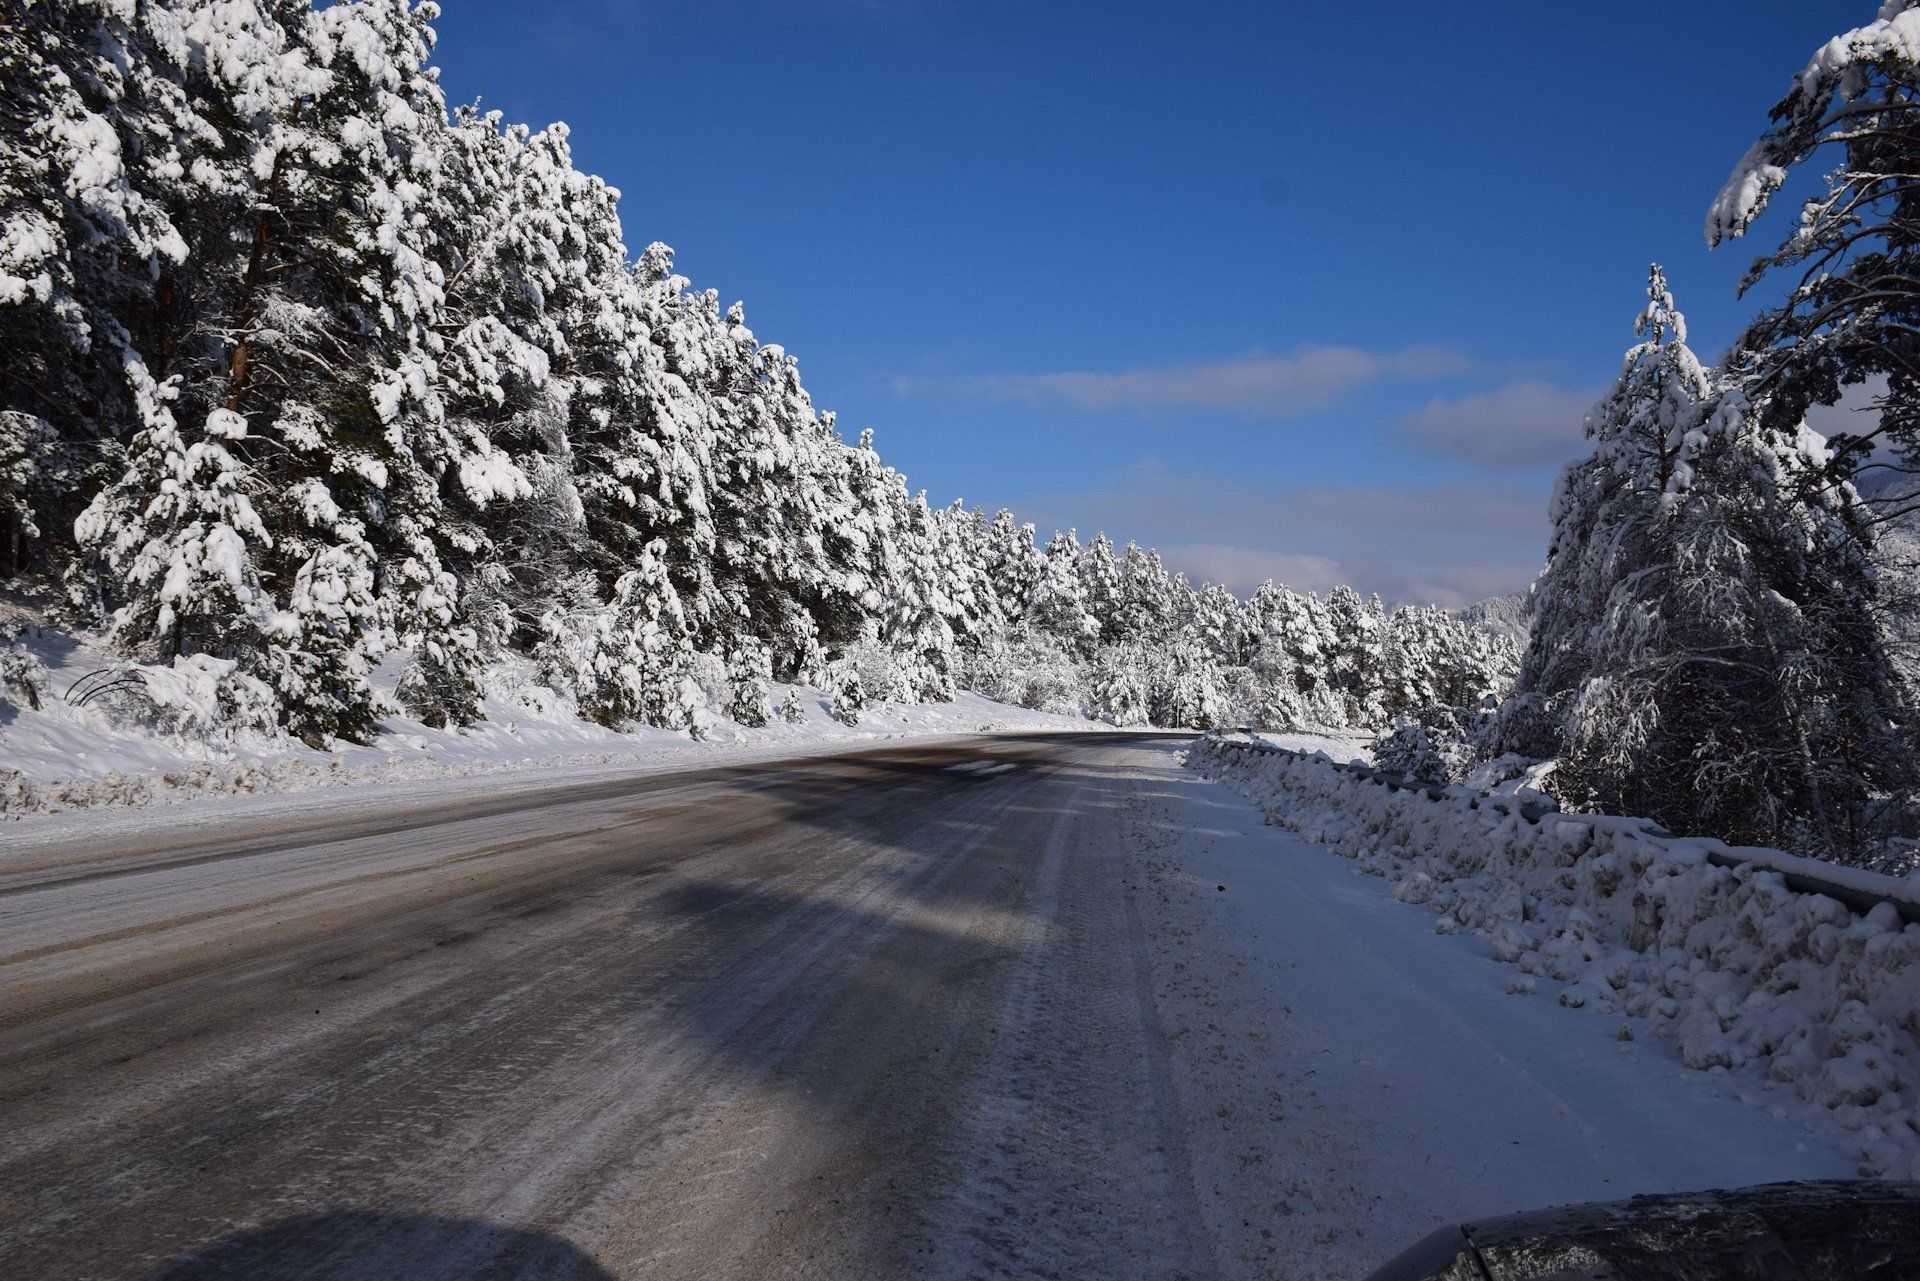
[226,193,277,411]
[226,107,300,413]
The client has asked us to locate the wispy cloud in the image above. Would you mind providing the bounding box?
[1144,545,1349,595]
[1396,380,1601,471]
[901,345,1473,419]
[1020,459,1548,608]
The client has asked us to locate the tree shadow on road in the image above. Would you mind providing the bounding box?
[3,734,1232,1278]
[141,1209,616,1281]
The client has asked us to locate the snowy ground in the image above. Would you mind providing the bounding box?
[1247,730,1371,764]
[1140,745,1862,1277]
[0,609,1109,822]
[0,734,1872,1280]
[1183,736,1920,1182]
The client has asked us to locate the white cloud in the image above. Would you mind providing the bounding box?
[1149,545,1349,595]
[905,345,1473,419]
[1019,459,1548,607]
[1397,380,1600,471]
[1804,376,1888,440]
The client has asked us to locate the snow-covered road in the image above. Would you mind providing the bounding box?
[0,737,1857,1280]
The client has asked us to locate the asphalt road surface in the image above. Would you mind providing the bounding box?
[0,732,1216,1281]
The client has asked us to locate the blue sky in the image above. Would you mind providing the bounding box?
[431,0,1870,605]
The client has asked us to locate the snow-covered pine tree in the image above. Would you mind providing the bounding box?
[307,0,501,731]
[841,426,908,641]
[940,501,1005,665]
[1242,581,1308,728]
[267,493,382,741]
[1561,385,1915,861]
[1077,533,1123,644]
[724,637,773,727]
[1442,621,1520,712]
[550,539,703,731]
[1499,267,1713,758]
[695,297,804,648]
[831,663,865,726]
[1323,586,1387,725]
[1380,605,1453,720]
[980,510,1044,629]
[430,111,586,655]
[1027,529,1099,654]
[1147,639,1223,730]
[0,413,48,577]
[1113,543,1172,645]
[572,241,718,647]
[76,406,273,665]
[1190,582,1254,667]
[882,492,961,701]
[1706,1,1920,482]
[0,0,194,583]
[1088,644,1151,726]
[1242,582,1344,725]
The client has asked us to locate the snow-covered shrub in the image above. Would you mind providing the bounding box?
[532,607,598,715]
[680,651,723,740]
[477,653,569,720]
[1370,705,1476,785]
[724,639,773,727]
[779,688,808,724]
[956,633,1015,704]
[394,648,474,734]
[685,649,728,717]
[1463,751,1556,802]
[1478,689,1562,762]
[842,638,903,705]
[1188,734,1920,1179]
[1147,640,1224,729]
[139,654,281,744]
[1,637,47,712]
[831,665,865,726]
[981,631,1084,718]
[1088,646,1150,726]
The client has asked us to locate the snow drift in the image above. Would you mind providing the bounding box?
[1186,733,1920,1179]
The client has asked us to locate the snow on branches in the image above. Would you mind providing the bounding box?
[1,0,1514,751]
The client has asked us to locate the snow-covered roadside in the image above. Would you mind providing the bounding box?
[1247,729,1372,764]
[1123,746,1860,1280]
[1183,734,1920,1184]
[0,685,1096,822]
[0,612,1108,824]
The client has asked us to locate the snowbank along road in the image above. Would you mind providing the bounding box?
[0,735,1859,1279]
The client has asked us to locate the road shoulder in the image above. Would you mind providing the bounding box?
[1124,742,1858,1281]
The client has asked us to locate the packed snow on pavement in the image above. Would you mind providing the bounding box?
[0,697,1883,1281]
[1182,734,1920,1188]
[1132,740,1865,1279]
